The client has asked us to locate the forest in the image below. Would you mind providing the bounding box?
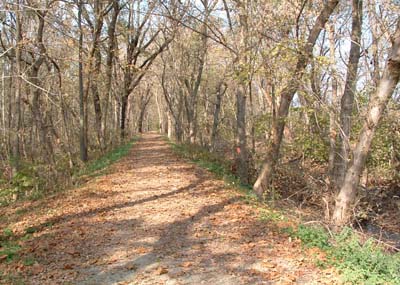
[0,0,400,283]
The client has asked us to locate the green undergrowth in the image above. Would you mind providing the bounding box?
[0,138,137,207]
[0,215,58,273]
[0,161,47,206]
[168,141,252,192]
[168,139,400,284]
[1,138,137,277]
[76,137,137,179]
[0,229,21,263]
[284,225,400,284]
[0,225,44,284]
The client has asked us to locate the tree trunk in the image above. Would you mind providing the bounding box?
[211,82,225,150]
[31,73,54,162]
[13,4,22,173]
[155,91,164,133]
[120,95,128,139]
[368,2,381,87]
[236,83,248,184]
[138,90,151,133]
[91,64,102,148]
[7,61,13,158]
[333,0,363,189]
[90,0,105,149]
[253,87,293,196]
[103,1,120,145]
[332,19,400,226]
[327,22,339,183]
[253,0,339,198]
[78,0,88,162]
[1,61,5,153]
[138,109,145,133]
[167,111,173,139]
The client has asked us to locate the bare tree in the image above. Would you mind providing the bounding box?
[119,1,176,139]
[78,0,87,162]
[333,18,400,226]
[332,0,363,189]
[253,0,339,198]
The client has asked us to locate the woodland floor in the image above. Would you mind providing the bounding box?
[0,134,340,284]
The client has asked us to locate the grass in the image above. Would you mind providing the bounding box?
[0,271,24,285]
[78,137,138,178]
[258,208,287,222]
[168,138,400,284]
[0,229,21,263]
[168,141,253,192]
[0,138,138,282]
[0,137,138,207]
[0,229,26,284]
[284,225,400,284]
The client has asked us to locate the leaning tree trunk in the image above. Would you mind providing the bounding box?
[332,0,363,189]
[253,0,339,198]
[332,19,400,226]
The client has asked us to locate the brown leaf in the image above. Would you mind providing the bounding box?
[262,261,276,268]
[89,258,99,265]
[156,267,168,275]
[126,264,137,270]
[31,264,44,275]
[63,264,74,270]
[181,261,193,268]
[136,247,149,254]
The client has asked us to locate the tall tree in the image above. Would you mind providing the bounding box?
[233,0,250,184]
[119,1,175,139]
[253,0,339,198]
[333,18,400,226]
[13,0,23,172]
[78,0,88,162]
[332,0,363,189]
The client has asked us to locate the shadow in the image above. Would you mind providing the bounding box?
[71,196,240,285]
[5,134,321,285]
[71,195,304,285]
[5,134,206,239]
[8,177,206,242]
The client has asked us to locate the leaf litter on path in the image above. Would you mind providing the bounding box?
[0,134,339,284]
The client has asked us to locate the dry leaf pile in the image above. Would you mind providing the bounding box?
[1,134,339,284]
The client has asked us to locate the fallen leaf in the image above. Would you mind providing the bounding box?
[156,267,168,275]
[136,247,149,254]
[126,264,137,270]
[63,264,74,270]
[181,261,193,268]
[262,261,276,268]
[31,264,44,275]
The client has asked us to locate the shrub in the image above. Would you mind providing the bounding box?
[288,225,400,284]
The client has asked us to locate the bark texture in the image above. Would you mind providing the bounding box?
[333,19,400,226]
[254,0,339,198]
[333,0,363,189]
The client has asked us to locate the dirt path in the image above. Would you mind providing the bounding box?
[2,134,337,284]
